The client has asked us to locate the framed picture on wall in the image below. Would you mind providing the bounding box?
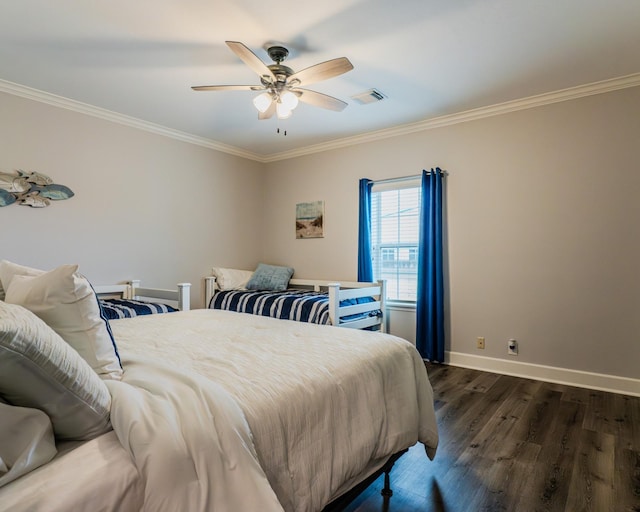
[296,200,324,239]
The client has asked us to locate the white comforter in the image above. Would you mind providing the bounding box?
[109,309,439,512]
[105,355,284,512]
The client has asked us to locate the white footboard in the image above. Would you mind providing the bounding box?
[325,280,387,333]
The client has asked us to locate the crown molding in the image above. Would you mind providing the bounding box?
[264,72,640,162]
[0,79,264,162]
[2,73,639,164]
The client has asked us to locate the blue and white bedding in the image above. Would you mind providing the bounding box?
[99,298,177,320]
[209,289,378,325]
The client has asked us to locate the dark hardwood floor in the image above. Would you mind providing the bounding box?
[343,363,640,512]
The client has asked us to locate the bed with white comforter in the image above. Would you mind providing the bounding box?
[0,309,438,512]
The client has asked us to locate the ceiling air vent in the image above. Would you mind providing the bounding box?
[351,88,387,105]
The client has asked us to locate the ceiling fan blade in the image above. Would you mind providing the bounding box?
[258,101,276,120]
[226,41,276,82]
[294,89,348,112]
[288,57,353,87]
[191,85,264,91]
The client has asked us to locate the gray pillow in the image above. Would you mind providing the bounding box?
[245,263,294,291]
[0,301,112,441]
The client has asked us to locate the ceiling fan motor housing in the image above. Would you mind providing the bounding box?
[261,64,294,88]
[267,46,289,63]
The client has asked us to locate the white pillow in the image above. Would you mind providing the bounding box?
[212,267,255,291]
[0,260,45,301]
[4,264,123,380]
[0,301,112,441]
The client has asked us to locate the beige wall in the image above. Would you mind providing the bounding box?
[0,92,265,308]
[262,86,640,380]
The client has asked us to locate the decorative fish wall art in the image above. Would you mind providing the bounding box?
[0,170,74,208]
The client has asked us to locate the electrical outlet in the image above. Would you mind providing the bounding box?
[508,339,518,355]
[477,337,485,350]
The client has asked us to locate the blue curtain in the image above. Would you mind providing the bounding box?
[416,168,445,361]
[357,178,374,282]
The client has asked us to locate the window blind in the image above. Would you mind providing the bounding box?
[371,185,421,302]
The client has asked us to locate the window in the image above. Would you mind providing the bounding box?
[370,181,421,302]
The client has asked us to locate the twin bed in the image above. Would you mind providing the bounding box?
[0,262,438,512]
[205,267,387,332]
[95,279,191,318]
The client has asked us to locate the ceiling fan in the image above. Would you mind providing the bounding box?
[192,41,353,120]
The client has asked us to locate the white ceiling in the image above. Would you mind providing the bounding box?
[2,0,640,161]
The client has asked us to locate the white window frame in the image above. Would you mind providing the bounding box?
[370,177,421,305]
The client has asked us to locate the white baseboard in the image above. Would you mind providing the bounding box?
[445,351,640,397]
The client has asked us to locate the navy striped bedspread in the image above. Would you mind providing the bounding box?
[100,298,177,320]
[209,289,379,325]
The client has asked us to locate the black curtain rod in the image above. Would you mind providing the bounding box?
[373,169,445,185]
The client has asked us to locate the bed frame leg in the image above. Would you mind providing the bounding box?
[381,469,393,497]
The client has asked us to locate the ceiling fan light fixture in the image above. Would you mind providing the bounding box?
[253,92,273,113]
[276,102,293,119]
[280,90,299,111]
